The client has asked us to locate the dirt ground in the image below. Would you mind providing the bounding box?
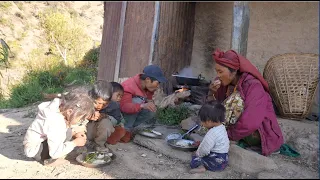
[0,106,235,179]
[0,105,318,179]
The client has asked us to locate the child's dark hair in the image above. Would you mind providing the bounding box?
[110,81,124,93]
[140,74,157,82]
[60,93,95,124]
[88,80,113,101]
[198,100,226,123]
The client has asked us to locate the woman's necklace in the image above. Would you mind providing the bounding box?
[226,83,238,97]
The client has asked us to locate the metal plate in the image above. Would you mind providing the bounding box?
[167,139,198,152]
[138,129,163,139]
[76,151,116,168]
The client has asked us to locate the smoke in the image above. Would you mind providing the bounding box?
[178,66,195,77]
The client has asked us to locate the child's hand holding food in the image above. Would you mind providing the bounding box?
[73,133,87,147]
[89,111,101,121]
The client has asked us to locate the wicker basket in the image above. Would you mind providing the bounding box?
[263,53,319,120]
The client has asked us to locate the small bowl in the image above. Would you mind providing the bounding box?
[165,133,182,142]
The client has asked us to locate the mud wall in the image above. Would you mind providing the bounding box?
[190,2,319,81]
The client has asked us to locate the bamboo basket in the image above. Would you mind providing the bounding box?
[263,53,319,119]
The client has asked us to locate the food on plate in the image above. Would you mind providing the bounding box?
[140,129,162,137]
[142,129,152,133]
[175,140,192,147]
[83,152,112,164]
[151,130,162,136]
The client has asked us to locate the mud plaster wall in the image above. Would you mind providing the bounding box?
[190,2,319,81]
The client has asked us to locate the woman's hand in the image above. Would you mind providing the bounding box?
[209,79,221,94]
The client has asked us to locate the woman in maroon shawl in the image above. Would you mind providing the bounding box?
[208,48,284,156]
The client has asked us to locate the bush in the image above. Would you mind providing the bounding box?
[39,9,91,67]
[64,67,96,85]
[80,46,100,67]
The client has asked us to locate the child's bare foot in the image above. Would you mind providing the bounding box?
[43,158,70,167]
[189,165,206,174]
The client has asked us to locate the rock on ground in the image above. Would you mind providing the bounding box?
[180,117,198,130]
[134,133,278,175]
[228,144,278,174]
[133,134,191,163]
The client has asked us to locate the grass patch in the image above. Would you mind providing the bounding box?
[6,40,21,61]
[63,67,96,85]
[23,49,61,71]
[0,7,98,109]
[0,65,96,108]
[68,9,79,19]
[0,2,12,9]
[156,105,193,126]
[0,17,9,26]
[16,30,28,41]
[15,2,24,10]
[21,31,28,39]
[0,17,14,31]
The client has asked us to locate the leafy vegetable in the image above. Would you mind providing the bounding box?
[84,153,97,164]
[142,129,152,133]
[156,105,194,126]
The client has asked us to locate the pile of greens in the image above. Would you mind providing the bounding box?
[84,153,97,164]
[156,105,193,126]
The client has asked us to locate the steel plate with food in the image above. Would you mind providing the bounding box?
[167,139,199,152]
[138,129,163,139]
[76,151,116,168]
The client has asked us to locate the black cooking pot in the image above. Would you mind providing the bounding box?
[172,74,205,86]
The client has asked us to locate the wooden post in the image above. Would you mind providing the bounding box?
[231,1,250,57]
[148,1,160,65]
[114,1,127,82]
